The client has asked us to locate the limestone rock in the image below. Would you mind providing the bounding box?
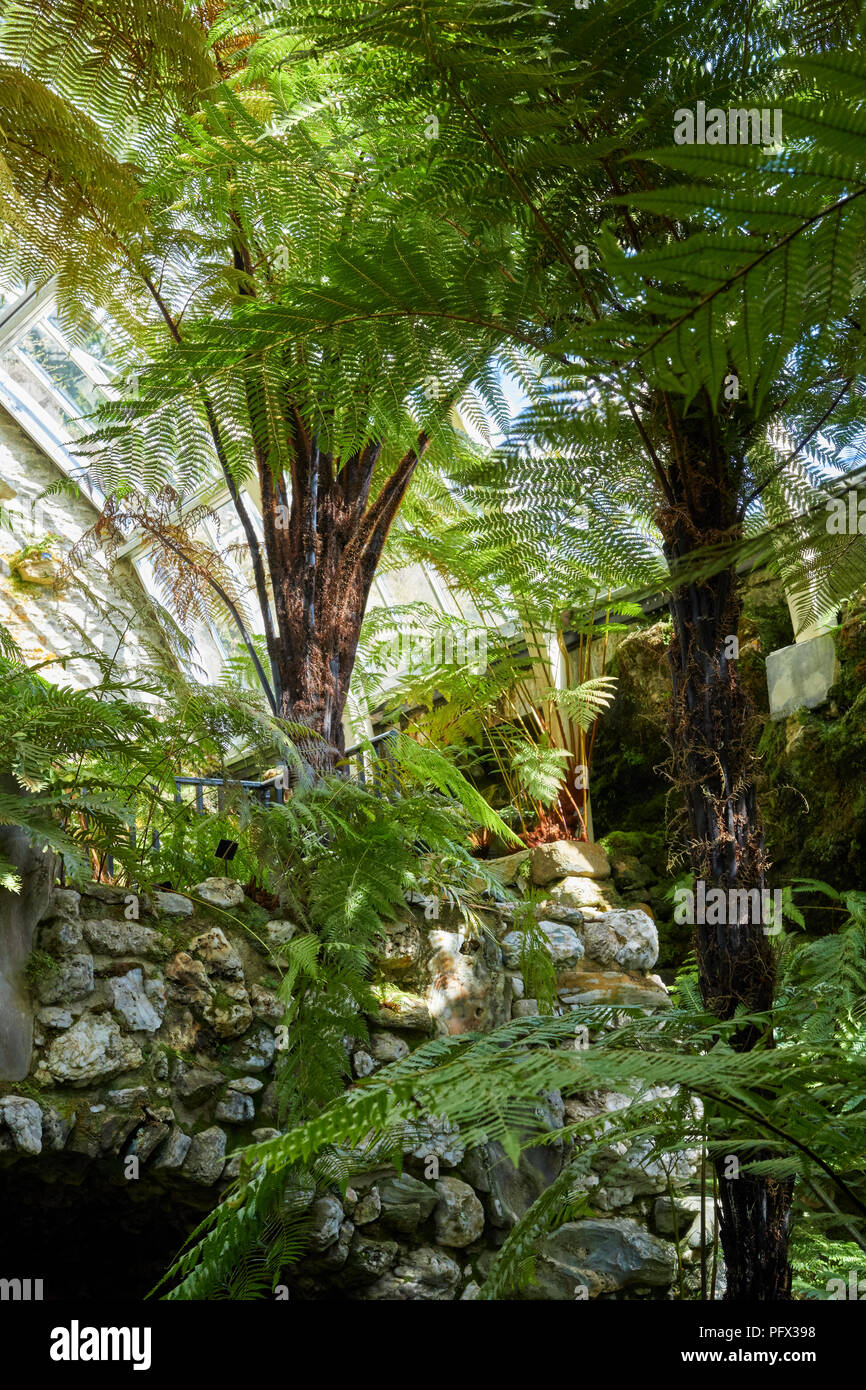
[512,998,539,1018]
[36,1006,73,1029]
[152,1125,192,1170]
[128,1120,171,1164]
[166,952,212,1005]
[654,1195,716,1249]
[228,1076,263,1094]
[110,968,163,1032]
[215,1092,254,1124]
[533,902,585,927]
[39,917,84,954]
[378,1174,438,1234]
[230,1024,275,1071]
[189,926,244,980]
[347,1233,398,1280]
[502,920,584,971]
[581,909,658,973]
[44,1015,142,1085]
[526,1218,677,1298]
[153,891,193,916]
[264,920,297,952]
[41,1106,73,1151]
[557,968,670,1010]
[0,1095,43,1154]
[433,1176,485,1247]
[369,1032,409,1064]
[374,918,423,975]
[81,883,128,906]
[49,888,81,918]
[353,1050,375,1078]
[485,1138,564,1229]
[249,983,284,1023]
[544,875,609,911]
[200,982,253,1039]
[191,877,245,910]
[307,1195,344,1251]
[426,927,510,1035]
[531,840,611,886]
[406,1114,465,1167]
[82,918,165,959]
[484,850,530,886]
[183,1126,227,1184]
[368,985,433,1032]
[353,1186,381,1225]
[537,921,585,968]
[106,1086,148,1107]
[37,953,93,1005]
[362,1245,462,1301]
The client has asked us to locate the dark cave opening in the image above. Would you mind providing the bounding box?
[0,1158,211,1301]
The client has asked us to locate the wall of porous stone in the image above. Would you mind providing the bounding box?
[0,847,716,1301]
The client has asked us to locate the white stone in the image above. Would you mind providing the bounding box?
[227,1076,263,1094]
[537,921,585,967]
[433,1176,485,1247]
[353,1050,376,1077]
[82,917,164,957]
[37,954,93,1004]
[152,891,193,916]
[191,877,245,910]
[264,920,298,949]
[767,634,837,721]
[531,839,611,885]
[215,1092,254,1124]
[307,1195,344,1251]
[513,998,539,1018]
[369,1032,409,1064]
[110,968,163,1032]
[0,1096,42,1154]
[44,1016,142,1085]
[545,875,609,910]
[581,909,658,973]
[183,1126,227,1184]
[354,1186,382,1225]
[37,1006,73,1029]
[189,926,244,980]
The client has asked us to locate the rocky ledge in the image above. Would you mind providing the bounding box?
[0,845,716,1299]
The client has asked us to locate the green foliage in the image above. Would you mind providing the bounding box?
[23,948,58,986]
[510,898,557,1016]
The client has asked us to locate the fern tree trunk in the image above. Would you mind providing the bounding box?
[658,403,794,1300]
[255,420,429,773]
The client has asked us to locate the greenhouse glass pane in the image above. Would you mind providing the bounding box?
[18,324,106,420]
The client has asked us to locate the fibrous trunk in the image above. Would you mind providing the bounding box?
[256,427,427,774]
[659,413,793,1300]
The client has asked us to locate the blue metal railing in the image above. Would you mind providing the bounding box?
[95,729,400,879]
[170,727,399,809]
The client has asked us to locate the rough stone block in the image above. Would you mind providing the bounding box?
[767,634,837,720]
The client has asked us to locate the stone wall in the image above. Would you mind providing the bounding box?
[0,850,715,1300]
